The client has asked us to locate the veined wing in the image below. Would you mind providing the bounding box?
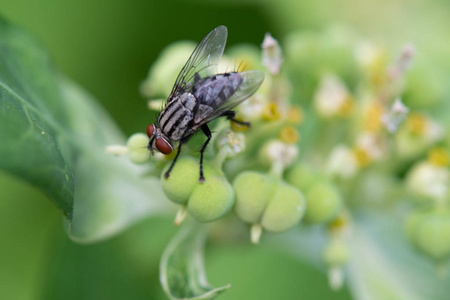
[168,26,228,99]
[192,70,265,127]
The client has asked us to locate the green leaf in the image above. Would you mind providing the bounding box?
[61,78,168,243]
[347,211,450,300]
[0,17,75,216]
[0,16,168,242]
[269,211,450,300]
[160,221,231,300]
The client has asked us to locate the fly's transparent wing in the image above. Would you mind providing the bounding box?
[169,26,228,98]
[193,70,265,126]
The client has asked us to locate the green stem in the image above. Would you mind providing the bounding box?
[269,161,285,179]
[251,224,263,244]
[174,206,188,226]
[211,146,230,172]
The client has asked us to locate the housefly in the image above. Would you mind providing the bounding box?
[147,25,264,182]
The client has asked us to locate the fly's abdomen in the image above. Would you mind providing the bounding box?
[193,73,243,107]
[158,93,196,141]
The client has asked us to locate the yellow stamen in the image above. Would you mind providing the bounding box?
[428,147,449,167]
[286,105,304,124]
[338,95,354,117]
[353,147,371,167]
[406,113,427,136]
[262,102,282,121]
[227,131,239,147]
[367,51,388,88]
[364,101,384,132]
[328,214,348,231]
[279,126,299,144]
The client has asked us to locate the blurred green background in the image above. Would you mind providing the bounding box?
[1,0,449,299]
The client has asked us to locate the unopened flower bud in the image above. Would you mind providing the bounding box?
[147,99,165,111]
[161,157,200,205]
[285,163,320,192]
[406,208,450,261]
[261,33,283,75]
[127,133,150,164]
[381,98,409,133]
[260,181,306,232]
[304,180,343,224]
[140,42,196,98]
[188,174,235,223]
[233,171,276,224]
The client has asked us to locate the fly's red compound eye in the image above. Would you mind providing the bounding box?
[146,124,155,138]
[155,138,173,155]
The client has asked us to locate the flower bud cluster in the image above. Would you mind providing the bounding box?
[233,171,306,243]
[107,26,450,278]
[161,157,234,224]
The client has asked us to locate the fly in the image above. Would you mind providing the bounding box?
[147,25,264,182]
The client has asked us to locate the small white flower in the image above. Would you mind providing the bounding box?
[356,132,387,161]
[355,42,381,68]
[216,130,246,158]
[425,120,445,143]
[265,140,298,168]
[406,161,450,200]
[237,93,265,121]
[314,75,349,118]
[326,145,358,178]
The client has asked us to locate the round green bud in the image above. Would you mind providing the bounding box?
[161,158,200,204]
[187,175,235,223]
[407,208,450,261]
[404,56,445,109]
[127,133,150,164]
[405,209,427,241]
[283,30,356,100]
[233,171,276,224]
[323,238,349,267]
[261,182,306,232]
[140,42,196,98]
[304,181,342,224]
[285,163,319,193]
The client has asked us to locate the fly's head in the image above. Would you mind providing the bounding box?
[146,123,173,155]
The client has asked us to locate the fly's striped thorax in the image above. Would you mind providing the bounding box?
[158,93,197,141]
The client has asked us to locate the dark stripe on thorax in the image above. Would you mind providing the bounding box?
[158,100,179,128]
[167,111,188,138]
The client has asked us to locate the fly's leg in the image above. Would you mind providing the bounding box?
[194,73,201,83]
[199,124,212,183]
[164,143,183,179]
[222,110,251,127]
